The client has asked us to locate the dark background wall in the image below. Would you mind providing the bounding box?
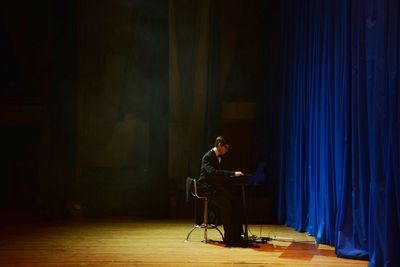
[0,0,276,220]
[76,0,168,217]
[0,0,77,217]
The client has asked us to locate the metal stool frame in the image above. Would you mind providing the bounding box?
[185,178,224,244]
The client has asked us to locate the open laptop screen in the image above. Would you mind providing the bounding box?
[247,162,266,183]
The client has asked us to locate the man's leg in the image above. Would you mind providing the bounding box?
[232,200,244,241]
[209,194,235,245]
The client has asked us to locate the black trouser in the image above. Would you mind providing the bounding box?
[209,186,244,244]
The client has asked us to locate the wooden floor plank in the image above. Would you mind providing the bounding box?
[0,218,368,266]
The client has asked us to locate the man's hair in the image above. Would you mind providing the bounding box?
[214,136,228,147]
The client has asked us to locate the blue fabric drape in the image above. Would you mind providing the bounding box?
[264,0,400,266]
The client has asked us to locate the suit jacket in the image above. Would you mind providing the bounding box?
[198,149,234,194]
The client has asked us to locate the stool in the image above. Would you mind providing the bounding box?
[185,177,224,244]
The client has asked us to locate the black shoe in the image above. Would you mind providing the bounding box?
[225,238,261,248]
[225,239,249,248]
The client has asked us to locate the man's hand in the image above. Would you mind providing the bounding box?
[234,171,244,177]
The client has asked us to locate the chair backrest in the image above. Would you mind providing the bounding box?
[185,176,193,201]
[185,176,206,201]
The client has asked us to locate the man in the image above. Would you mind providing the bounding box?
[199,136,246,247]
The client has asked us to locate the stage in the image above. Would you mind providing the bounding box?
[0,217,367,266]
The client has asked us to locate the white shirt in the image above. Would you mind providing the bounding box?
[213,147,222,163]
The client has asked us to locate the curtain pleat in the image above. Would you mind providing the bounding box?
[267,0,400,265]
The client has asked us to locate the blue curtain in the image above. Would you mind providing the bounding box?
[268,0,400,266]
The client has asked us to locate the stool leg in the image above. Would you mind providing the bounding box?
[203,198,208,244]
[185,196,224,244]
[185,225,199,242]
[215,226,225,242]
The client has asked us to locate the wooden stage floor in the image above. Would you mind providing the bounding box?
[0,217,368,266]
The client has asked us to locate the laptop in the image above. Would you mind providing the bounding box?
[247,162,266,183]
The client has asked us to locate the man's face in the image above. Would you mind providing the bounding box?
[217,143,229,155]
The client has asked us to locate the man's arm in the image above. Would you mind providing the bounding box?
[201,154,243,178]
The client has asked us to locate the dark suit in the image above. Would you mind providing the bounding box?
[199,149,244,245]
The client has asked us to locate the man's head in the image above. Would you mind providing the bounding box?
[214,136,230,155]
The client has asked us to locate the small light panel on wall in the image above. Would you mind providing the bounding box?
[222,101,256,121]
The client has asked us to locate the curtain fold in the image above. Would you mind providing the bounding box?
[266,0,400,265]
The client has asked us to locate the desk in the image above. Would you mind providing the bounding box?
[232,178,262,242]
